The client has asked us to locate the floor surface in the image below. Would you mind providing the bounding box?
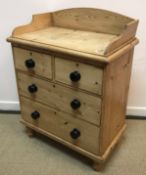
[0,114,146,175]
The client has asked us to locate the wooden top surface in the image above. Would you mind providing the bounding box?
[7,8,139,62]
[15,27,117,56]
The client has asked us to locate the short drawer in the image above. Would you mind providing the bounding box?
[20,97,99,154]
[13,47,52,79]
[17,72,101,125]
[55,57,103,95]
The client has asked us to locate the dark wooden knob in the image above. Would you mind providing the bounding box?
[25,59,35,68]
[28,84,38,93]
[31,111,40,120]
[70,71,81,82]
[70,128,81,139]
[70,99,81,110]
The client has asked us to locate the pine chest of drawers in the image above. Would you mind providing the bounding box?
[7,8,139,170]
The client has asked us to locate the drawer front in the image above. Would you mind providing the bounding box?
[55,57,103,95]
[13,47,52,79]
[20,97,99,154]
[17,72,101,125]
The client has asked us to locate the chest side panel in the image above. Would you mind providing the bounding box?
[99,49,134,155]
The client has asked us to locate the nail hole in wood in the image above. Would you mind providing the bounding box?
[110,76,114,80]
[64,121,68,125]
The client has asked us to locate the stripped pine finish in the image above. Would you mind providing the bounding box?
[7,8,139,171]
[20,97,100,154]
[55,57,103,95]
[17,72,102,125]
[13,47,52,79]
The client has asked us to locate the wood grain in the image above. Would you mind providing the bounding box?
[15,27,116,56]
[55,57,103,95]
[52,8,132,35]
[17,72,102,125]
[7,8,138,58]
[7,8,139,171]
[20,120,126,164]
[12,13,52,36]
[13,47,52,79]
[20,96,100,154]
[106,20,139,55]
[99,49,134,155]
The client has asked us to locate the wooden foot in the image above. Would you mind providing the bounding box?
[93,161,103,171]
[26,127,35,137]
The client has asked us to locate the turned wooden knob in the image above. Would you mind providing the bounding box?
[70,128,81,139]
[70,71,81,82]
[28,84,38,93]
[70,99,81,110]
[31,111,40,120]
[25,59,35,68]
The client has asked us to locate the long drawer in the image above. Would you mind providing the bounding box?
[13,47,52,79]
[20,97,99,154]
[55,57,103,95]
[17,72,101,125]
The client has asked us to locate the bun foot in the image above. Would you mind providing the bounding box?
[93,161,103,171]
[26,127,35,137]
